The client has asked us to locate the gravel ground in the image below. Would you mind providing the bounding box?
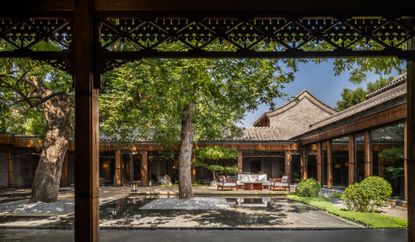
[0,199,74,215]
[140,198,230,210]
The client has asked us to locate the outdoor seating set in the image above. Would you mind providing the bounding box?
[217,173,290,191]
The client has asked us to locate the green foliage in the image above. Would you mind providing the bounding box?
[341,176,392,212]
[196,146,237,161]
[378,147,404,162]
[100,56,295,144]
[192,159,207,168]
[296,178,321,197]
[336,77,394,111]
[288,194,407,228]
[207,164,225,173]
[224,166,239,175]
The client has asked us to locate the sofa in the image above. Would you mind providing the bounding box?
[237,173,271,188]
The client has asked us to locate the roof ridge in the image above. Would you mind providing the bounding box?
[307,81,406,130]
[365,73,406,99]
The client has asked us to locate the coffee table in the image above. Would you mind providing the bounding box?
[243,182,263,190]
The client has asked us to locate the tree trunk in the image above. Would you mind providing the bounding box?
[178,103,195,199]
[31,93,74,202]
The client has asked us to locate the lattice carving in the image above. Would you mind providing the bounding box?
[100,16,414,57]
[0,17,71,72]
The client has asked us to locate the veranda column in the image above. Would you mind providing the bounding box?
[73,0,99,241]
[348,134,356,185]
[237,150,243,173]
[114,149,121,186]
[140,151,149,186]
[61,153,69,187]
[406,33,415,242]
[7,146,14,188]
[364,130,373,177]
[404,120,408,201]
[316,142,322,184]
[300,148,308,180]
[129,152,134,182]
[284,151,292,184]
[326,140,333,189]
[191,154,196,184]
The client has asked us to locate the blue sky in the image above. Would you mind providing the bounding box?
[239,60,386,127]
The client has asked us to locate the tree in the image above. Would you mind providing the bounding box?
[336,77,394,111]
[100,57,296,199]
[0,58,73,202]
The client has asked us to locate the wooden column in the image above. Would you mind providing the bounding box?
[407,33,415,242]
[300,149,308,180]
[7,146,14,188]
[140,151,149,186]
[404,120,408,201]
[316,142,322,184]
[61,153,69,187]
[364,130,373,177]
[114,149,121,186]
[326,140,333,189]
[284,151,292,184]
[237,150,243,173]
[191,167,197,184]
[73,0,99,241]
[129,152,134,182]
[348,134,356,185]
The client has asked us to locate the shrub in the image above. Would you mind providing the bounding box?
[296,178,321,197]
[224,166,239,175]
[207,164,224,181]
[341,176,392,212]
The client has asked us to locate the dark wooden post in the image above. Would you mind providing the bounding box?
[61,153,69,187]
[7,146,14,188]
[316,142,322,184]
[326,140,333,189]
[300,148,308,180]
[348,134,356,185]
[404,120,408,201]
[407,32,415,242]
[237,150,243,173]
[73,0,99,241]
[114,149,121,186]
[364,130,373,177]
[284,151,292,184]
[141,151,149,186]
[129,152,134,183]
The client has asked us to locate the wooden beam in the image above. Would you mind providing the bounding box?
[61,152,69,187]
[140,151,149,186]
[326,140,333,189]
[407,32,415,242]
[300,104,406,145]
[237,150,243,173]
[7,146,14,188]
[316,142,322,184]
[114,149,121,186]
[348,134,356,185]
[364,130,373,177]
[300,149,308,180]
[73,0,99,241]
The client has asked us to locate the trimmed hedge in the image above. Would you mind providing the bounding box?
[296,178,321,197]
[341,176,392,212]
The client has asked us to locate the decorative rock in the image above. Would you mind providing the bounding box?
[159,175,172,185]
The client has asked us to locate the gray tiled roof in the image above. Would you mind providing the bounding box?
[238,127,285,141]
[297,74,406,138]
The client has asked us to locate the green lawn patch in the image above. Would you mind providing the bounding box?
[288,194,407,228]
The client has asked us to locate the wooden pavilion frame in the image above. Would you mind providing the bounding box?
[0,1,414,241]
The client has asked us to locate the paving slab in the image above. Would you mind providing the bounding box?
[0,229,407,242]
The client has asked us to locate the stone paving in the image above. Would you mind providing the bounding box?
[0,228,407,242]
